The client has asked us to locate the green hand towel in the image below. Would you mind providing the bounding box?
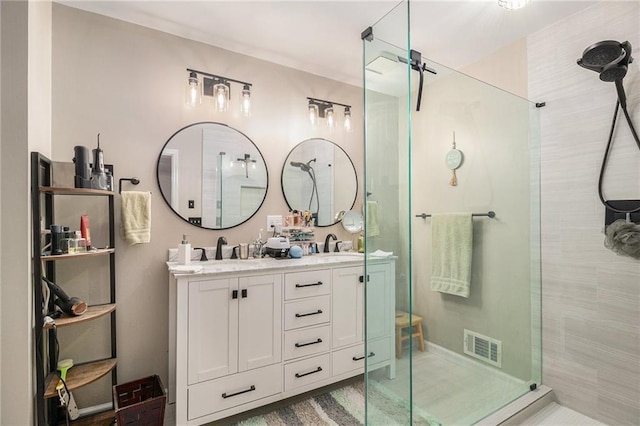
[431,213,473,297]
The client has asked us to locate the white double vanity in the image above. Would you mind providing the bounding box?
[168,253,396,425]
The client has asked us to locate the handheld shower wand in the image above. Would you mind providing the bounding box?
[577,40,640,214]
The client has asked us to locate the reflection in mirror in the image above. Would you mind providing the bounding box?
[341,210,364,233]
[157,122,268,229]
[281,138,357,227]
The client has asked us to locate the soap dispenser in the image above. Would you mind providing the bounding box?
[178,234,191,265]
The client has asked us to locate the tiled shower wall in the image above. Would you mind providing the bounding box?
[528,2,640,424]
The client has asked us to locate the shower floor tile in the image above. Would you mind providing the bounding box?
[369,347,528,425]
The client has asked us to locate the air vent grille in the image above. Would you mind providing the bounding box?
[464,329,502,368]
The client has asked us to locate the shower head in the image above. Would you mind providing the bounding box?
[290,158,315,172]
[577,40,633,82]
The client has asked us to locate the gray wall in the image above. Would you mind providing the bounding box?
[411,68,535,381]
[529,2,640,424]
[51,4,363,407]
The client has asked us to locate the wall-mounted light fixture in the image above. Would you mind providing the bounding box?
[186,68,252,116]
[498,0,531,10]
[236,153,257,178]
[307,97,352,132]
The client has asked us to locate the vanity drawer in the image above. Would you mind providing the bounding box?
[332,338,390,377]
[284,269,331,300]
[284,353,331,392]
[284,325,331,361]
[284,296,330,330]
[188,364,281,420]
[332,344,366,377]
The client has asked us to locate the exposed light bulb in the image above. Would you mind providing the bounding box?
[185,71,200,108]
[240,84,251,116]
[325,106,335,129]
[498,0,531,10]
[309,103,319,126]
[214,81,229,112]
[344,107,352,133]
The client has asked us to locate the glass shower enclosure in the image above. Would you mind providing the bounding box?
[363,1,541,424]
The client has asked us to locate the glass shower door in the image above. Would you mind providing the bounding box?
[363,1,415,425]
[363,1,541,424]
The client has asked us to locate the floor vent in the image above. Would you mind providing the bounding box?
[464,329,502,368]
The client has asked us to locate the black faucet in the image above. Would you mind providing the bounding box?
[215,237,227,260]
[193,247,208,261]
[323,234,337,253]
[334,241,342,252]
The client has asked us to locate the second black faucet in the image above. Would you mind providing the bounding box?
[215,236,227,260]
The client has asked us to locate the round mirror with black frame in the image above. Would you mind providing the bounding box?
[281,138,357,227]
[157,122,268,230]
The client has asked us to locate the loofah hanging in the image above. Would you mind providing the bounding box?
[604,219,640,260]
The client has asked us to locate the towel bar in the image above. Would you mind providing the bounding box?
[119,177,140,194]
[415,211,495,219]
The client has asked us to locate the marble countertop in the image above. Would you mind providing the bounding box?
[167,252,394,277]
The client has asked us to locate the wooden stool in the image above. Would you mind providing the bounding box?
[394,312,425,359]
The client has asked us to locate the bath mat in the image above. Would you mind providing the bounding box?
[232,380,440,426]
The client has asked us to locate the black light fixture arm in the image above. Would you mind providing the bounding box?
[186,68,252,87]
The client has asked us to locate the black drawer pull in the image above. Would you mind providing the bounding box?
[295,338,323,348]
[352,352,376,361]
[221,385,256,399]
[232,290,238,299]
[295,281,323,288]
[295,309,323,318]
[295,366,323,378]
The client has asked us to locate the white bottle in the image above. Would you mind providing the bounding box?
[177,234,191,265]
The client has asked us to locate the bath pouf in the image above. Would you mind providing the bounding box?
[604,219,640,260]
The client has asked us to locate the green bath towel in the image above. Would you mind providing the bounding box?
[430,213,473,297]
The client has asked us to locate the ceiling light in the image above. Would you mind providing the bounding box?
[498,0,531,10]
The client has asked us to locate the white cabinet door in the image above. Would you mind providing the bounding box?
[188,278,239,385]
[332,266,364,348]
[238,274,282,372]
[366,262,392,341]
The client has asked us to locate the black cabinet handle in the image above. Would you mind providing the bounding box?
[232,290,238,299]
[295,281,323,288]
[295,366,323,378]
[352,352,376,361]
[221,385,255,399]
[358,275,370,283]
[241,289,248,298]
[295,338,322,348]
[295,309,323,318]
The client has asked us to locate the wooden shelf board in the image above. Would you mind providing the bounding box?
[44,358,117,399]
[41,248,115,261]
[40,186,114,196]
[44,304,116,329]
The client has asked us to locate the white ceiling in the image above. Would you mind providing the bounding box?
[57,0,598,87]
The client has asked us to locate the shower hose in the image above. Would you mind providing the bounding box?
[598,94,640,214]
